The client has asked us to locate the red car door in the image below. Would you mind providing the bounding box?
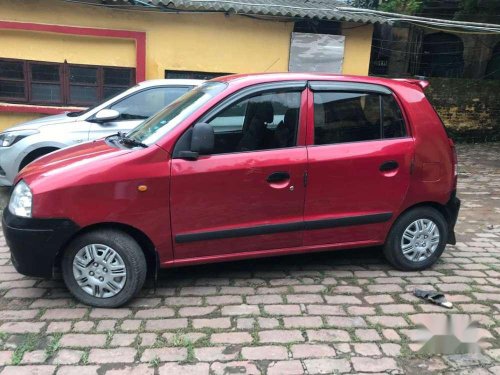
[170,83,308,261]
[304,82,414,247]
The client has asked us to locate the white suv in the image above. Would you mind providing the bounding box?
[0,79,202,186]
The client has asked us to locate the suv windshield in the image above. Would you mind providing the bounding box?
[127,82,226,145]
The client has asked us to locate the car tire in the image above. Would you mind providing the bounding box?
[383,206,448,271]
[61,229,147,307]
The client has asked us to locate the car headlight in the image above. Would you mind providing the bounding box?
[9,180,33,218]
[0,130,39,147]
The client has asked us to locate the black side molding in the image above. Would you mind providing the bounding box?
[175,212,392,244]
[176,222,303,244]
[304,213,393,231]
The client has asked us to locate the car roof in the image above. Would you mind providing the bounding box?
[211,73,425,92]
[137,79,204,87]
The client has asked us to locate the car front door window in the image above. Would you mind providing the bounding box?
[207,91,302,154]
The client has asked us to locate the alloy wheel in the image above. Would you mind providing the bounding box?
[400,218,440,262]
[72,244,127,298]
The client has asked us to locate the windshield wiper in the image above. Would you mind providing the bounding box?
[117,131,147,148]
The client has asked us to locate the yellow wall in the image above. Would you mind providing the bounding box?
[1,30,136,67]
[0,113,44,129]
[0,0,373,130]
[342,22,374,76]
[0,0,294,78]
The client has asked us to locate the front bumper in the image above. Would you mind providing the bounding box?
[445,190,461,245]
[0,147,19,187]
[2,209,79,278]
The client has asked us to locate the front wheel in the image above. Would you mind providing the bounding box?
[61,229,147,307]
[383,207,448,271]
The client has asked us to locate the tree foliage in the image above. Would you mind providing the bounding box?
[454,0,500,23]
[378,0,422,15]
[346,0,379,9]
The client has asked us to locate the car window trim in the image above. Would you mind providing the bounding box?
[199,145,307,158]
[308,81,393,95]
[307,136,412,148]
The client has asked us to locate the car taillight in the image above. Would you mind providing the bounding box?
[449,138,458,188]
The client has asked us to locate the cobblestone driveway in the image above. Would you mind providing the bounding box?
[0,143,498,375]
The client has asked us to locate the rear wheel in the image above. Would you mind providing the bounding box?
[383,207,448,271]
[61,229,147,307]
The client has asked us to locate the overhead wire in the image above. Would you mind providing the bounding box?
[338,7,500,33]
[65,0,500,33]
[401,21,500,34]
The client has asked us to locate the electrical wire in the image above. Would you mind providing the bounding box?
[372,37,494,47]
[338,7,500,33]
[67,0,500,34]
[402,21,500,34]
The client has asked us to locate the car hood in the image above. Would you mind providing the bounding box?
[18,140,133,190]
[4,113,77,132]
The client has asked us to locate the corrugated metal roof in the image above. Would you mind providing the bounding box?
[119,0,390,24]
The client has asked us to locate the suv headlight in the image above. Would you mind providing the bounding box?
[9,180,33,218]
[0,130,39,147]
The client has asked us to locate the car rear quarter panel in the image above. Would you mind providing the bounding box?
[393,82,454,211]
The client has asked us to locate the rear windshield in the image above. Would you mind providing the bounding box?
[127,82,226,145]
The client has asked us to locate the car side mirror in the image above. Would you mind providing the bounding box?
[181,122,213,159]
[93,109,120,123]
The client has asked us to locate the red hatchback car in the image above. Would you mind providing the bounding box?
[3,73,460,307]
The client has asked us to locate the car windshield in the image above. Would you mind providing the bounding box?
[127,82,226,145]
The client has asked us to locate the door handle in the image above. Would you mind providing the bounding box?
[267,171,290,183]
[379,160,399,172]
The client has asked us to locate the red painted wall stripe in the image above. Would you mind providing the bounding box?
[0,104,84,115]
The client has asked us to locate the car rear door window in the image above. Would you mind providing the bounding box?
[314,91,406,145]
[110,86,191,120]
[314,92,380,145]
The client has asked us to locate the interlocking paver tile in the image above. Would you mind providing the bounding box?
[259,329,305,343]
[0,143,498,373]
[241,345,288,360]
[267,360,304,375]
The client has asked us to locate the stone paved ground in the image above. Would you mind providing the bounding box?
[0,143,498,375]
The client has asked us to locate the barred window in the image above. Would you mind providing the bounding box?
[0,58,135,106]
